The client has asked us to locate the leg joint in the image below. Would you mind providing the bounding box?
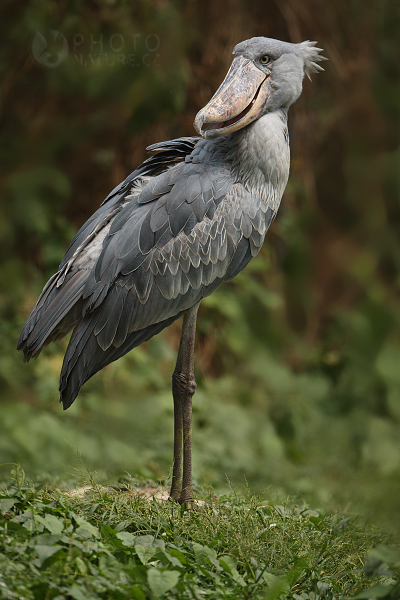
[172,370,196,397]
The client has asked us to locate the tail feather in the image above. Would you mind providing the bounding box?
[18,272,60,342]
[17,270,87,361]
[59,311,184,409]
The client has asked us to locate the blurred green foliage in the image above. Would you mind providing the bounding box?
[0,0,400,532]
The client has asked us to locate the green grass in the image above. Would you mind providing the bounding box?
[1,466,400,599]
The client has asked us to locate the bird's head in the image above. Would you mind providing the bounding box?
[194,37,326,139]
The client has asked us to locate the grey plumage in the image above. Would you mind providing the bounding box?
[18,36,325,418]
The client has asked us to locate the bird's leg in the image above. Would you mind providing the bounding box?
[169,303,200,508]
[170,385,183,501]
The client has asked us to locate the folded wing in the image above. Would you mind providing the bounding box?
[18,137,276,408]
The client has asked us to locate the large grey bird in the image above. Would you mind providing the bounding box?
[18,37,325,506]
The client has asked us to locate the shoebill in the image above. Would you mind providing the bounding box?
[18,37,325,507]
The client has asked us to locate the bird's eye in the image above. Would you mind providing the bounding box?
[260,55,270,65]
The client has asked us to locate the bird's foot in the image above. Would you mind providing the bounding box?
[168,489,195,510]
[179,497,195,510]
[178,486,194,509]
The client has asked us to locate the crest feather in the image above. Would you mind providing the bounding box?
[297,40,328,80]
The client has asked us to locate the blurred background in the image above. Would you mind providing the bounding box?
[1,0,399,530]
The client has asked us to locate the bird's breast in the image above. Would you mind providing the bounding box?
[249,111,290,193]
[226,109,290,211]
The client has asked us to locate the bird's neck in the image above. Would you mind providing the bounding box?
[212,108,291,207]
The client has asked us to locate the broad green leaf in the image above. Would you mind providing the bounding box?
[75,556,88,575]
[147,569,180,597]
[74,516,99,538]
[23,517,42,532]
[263,573,290,600]
[3,521,29,535]
[28,533,63,547]
[193,542,217,563]
[0,498,17,512]
[36,514,64,534]
[168,548,187,565]
[135,544,157,565]
[135,534,155,547]
[116,531,136,547]
[219,555,246,586]
[162,550,184,569]
[34,544,63,567]
[99,555,123,581]
[206,555,223,571]
[135,535,164,549]
[67,584,88,600]
[196,563,221,583]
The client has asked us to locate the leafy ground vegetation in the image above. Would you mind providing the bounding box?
[1,466,399,600]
